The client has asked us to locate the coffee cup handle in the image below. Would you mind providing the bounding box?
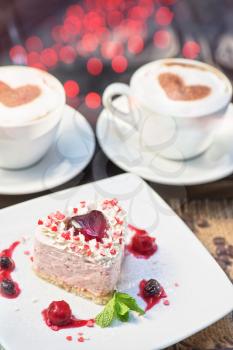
[102,83,137,129]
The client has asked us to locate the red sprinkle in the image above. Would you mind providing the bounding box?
[115,217,123,225]
[24,250,30,255]
[38,219,43,225]
[51,226,58,232]
[61,232,71,240]
[73,208,78,214]
[66,336,73,341]
[84,244,89,250]
[78,336,85,342]
[55,211,65,220]
[104,243,112,249]
[110,249,116,255]
[163,299,170,306]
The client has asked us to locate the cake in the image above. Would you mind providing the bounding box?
[33,199,126,304]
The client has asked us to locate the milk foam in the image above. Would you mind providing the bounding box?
[0,66,63,126]
[131,60,231,117]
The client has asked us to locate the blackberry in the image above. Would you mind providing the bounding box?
[0,279,16,296]
[144,279,161,297]
[0,256,13,270]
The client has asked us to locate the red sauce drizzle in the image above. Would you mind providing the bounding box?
[126,224,157,259]
[42,300,95,331]
[0,241,20,299]
[138,279,167,312]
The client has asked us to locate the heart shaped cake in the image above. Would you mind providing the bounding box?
[33,199,126,304]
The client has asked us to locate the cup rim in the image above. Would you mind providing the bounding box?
[0,65,66,129]
[130,58,232,119]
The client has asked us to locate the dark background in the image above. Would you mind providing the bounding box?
[1,0,233,208]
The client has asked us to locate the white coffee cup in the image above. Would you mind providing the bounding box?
[0,66,65,169]
[103,58,232,160]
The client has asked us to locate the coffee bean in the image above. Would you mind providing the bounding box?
[227,245,233,258]
[216,246,228,256]
[217,256,232,266]
[197,219,209,228]
[213,237,226,246]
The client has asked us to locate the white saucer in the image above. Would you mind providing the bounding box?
[0,105,95,195]
[97,97,233,186]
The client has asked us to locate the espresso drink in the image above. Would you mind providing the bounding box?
[0,66,63,126]
[131,60,230,117]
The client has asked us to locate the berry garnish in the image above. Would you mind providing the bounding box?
[143,279,162,297]
[70,210,107,242]
[0,256,14,270]
[47,300,72,326]
[0,279,16,296]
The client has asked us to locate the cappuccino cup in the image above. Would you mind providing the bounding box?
[103,58,232,160]
[0,66,65,169]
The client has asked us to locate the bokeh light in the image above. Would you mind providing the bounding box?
[101,41,124,59]
[87,57,103,76]
[9,45,27,64]
[25,36,43,52]
[27,51,40,66]
[182,41,201,59]
[112,55,128,73]
[153,30,171,48]
[155,6,174,26]
[40,48,58,67]
[59,45,76,64]
[85,92,101,109]
[64,80,80,98]
[128,35,144,54]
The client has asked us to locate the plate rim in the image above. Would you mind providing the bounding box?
[0,105,96,195]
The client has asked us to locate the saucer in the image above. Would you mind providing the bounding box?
[96,97,233,186]
[0,105,95,195]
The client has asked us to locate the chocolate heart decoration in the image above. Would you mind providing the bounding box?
[71,210,107,242]
[158,73,211,101]
[0,81,41,107]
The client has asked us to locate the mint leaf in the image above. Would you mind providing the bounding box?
[116,301,130,316]
[116,310,129,322]
[95,291,145,328]
[116,292,145,315]
[95,295,116,328]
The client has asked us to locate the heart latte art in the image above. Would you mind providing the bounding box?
[0,66,64,126]
[158,72,211,101]
[131,60,230,117]
[0,82,41,107]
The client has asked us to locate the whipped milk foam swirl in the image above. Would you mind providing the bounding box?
[131,61,231,117]
[0,67,63,126]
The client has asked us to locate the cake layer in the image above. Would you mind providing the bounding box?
[33,236,123,303]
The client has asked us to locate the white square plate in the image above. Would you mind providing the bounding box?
[0,174,232,350]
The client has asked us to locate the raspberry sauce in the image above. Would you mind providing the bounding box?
[127,224,157,259]
[138,279,167,311]
[42,300,95,331]
[0,241,20,299]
